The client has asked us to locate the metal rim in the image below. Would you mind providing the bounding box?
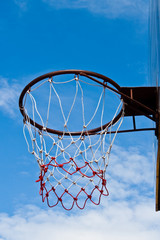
[19,69,123,136]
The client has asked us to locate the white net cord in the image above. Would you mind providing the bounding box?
[22,74,124,210]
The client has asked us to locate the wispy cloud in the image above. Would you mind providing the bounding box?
[110,145,154,186]
[13,0,28,11]
[42,0,149,20]
[0,77,21,117]
[107,145,154,201]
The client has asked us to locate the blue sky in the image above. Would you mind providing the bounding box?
[0,0,160,239]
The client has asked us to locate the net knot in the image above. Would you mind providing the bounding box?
[102,179,106,186]
[48,77,53,83]
[80,136,85,140]
[99,170,103,175]
[35,175,43,182]
[46,192,49,197]
[74,75,79,81]
[59,164,64,168]
[76,167,80,171]
[40,183,45,191]
[58,135,63,140]
[88,195,92,200]
[41,164,48,173]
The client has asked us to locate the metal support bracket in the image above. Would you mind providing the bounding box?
[119,86,158,136]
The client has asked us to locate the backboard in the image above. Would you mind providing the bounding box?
[149,0,160,211]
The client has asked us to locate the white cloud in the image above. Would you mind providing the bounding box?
[0,77,21,117]
[42,0,148,20]
[110,145,154,186]
[99,145,155,203]
[0,201,160,240]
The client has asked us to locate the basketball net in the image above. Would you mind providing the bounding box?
[22,74,124,210]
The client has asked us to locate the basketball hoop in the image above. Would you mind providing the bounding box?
[19,70,124,210]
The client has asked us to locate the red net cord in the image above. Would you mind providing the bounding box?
[36,157,109,210]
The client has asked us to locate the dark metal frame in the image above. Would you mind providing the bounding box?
[19,70,158,135]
